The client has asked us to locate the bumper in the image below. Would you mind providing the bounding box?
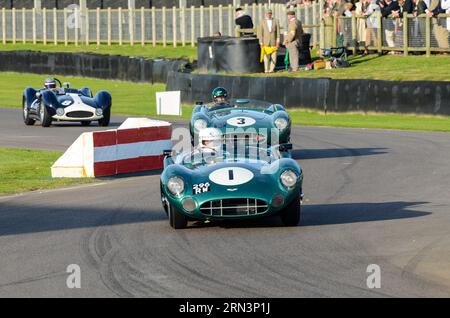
[51,105,104,121]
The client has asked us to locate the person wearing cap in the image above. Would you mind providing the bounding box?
[257,9,281,73]
[284,10,303,72]
[235,7,254,36]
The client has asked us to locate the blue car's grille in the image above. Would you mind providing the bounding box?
[66,111,93,118]
[200,198,268,216]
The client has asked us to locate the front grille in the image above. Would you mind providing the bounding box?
[66,111,93,118]
[200,198,268,216]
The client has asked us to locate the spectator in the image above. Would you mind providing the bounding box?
[257,9,281,73]
[419,0,448,48]
[379,0,400,48]
[364,0,381,50]
[284,10,304,72]
[440,0,450,31]
[235,8,254,36]
[355,0,369,52]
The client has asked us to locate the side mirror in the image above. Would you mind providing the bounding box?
[63,82,70,88]
[278,143,293,152]
[163,149,172,158]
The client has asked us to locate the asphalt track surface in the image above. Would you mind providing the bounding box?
[0,106,449,297]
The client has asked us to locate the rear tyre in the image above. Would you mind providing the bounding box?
[40,105,52,127]
[168,203,188,229]
[22,99,35,126]
[81,121,91,126]
[280,196,301,226]
[98,108,110,127]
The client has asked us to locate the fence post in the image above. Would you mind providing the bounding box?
[320,18,325,53]
[162,6,167,47]
[351,15,357,55]
[332,15,337,47]
[181,5,186,47]
[190,6,195,47]
[425,15,430,57]
[2,8,6,45]
[377,14,382,54]
[151,6,156,47]
[258,3,263,24]
[200,6,204,38]
[312,4,317,48]
[22,8,26,44]
[252,3,256,25]
[12,8,16,44]
[228,4,232,36]
[129,8,134,46]
[219,5,223,35]
[96,8,100,46]
[141,7,145,47]
[53,8,57,45]
[32,8,36,44]
[118,7,123,46]
[43,8,47,45]
[107,7,111,46]
[85,8,89,45]
[74,6,79,46]
[209,5,213,36]
[173,6,177,47]
[403,15,408,56]
[64,8,68,46]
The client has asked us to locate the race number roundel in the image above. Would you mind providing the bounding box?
[209,167,254,186]
[226,116,256,127]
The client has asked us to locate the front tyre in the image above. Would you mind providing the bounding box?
[168,203,188,229]
[98,108,110,127]
[280,196,301,226]
[39,105,52,127]
[22,98,35,126]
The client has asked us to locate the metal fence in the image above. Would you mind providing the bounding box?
[0,3,321,47]
[329,14,450,56]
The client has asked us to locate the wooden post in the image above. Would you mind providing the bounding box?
[107,7,111,46]
[312,3,317,48]
[43,8,47,45]
[209,5,213,36]
[12,8,16,44]
[22,8,26,44]
[64,8,68,46]
[141,7,145,47]
[118,7,122,46]
[190,6,195,47]
[200,5,204,38]
[96,8,100,46]
[85,9,89,45]
[32,8,36,44]
[320,19,325,55]
[403,14,408,56]
[75,7,79,46]
[181,6,186,47]
[332,15,337,47]
[425,15,430,57]
[172,6,177,47]
[219,5,223,35]
[377,13,382,54]
[129,8,134,46]
[53,8,57,45]
[258,3,263,24]
[151,6,156,47]
[351,15,357,55]
[252,3,256,25]
[228,5,232,36]
[162,6,167,47]
[2,8,6,45]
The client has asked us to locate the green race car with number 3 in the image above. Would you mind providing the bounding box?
[160,144,303,229]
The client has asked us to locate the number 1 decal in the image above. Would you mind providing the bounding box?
[228,169,234,180]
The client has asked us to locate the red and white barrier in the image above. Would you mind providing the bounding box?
[51,118,172,178]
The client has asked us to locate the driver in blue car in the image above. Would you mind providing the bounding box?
[44,78,58,92]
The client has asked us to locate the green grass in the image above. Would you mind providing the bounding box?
[1,71,450,132]
[0,42,197,61]
[218,54,450,81]
[0,147,96,195]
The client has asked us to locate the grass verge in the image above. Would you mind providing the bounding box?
[1,71,449,132]
[0,43,197,61]
[0,147,96,195]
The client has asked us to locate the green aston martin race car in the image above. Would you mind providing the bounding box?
[160,142,303,229]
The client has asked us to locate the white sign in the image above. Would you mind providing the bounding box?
[156,91,181,116]
[209,167,254,186]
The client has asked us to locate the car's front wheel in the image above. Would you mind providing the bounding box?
[98,108,110,127]
[39,105,52,127]
[22,99,35,126]
[280,196,301,226]
[168,203,188,229]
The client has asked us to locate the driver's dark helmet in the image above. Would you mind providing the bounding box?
[212,87,228,102]
[44,78,57,90]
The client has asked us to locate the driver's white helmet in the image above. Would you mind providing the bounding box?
[198,128,223,152]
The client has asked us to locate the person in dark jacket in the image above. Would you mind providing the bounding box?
[378,0,400,47]
[235,8,254,36]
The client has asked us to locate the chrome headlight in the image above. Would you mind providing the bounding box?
[274,117,288,130]
[56,108,65,116]
[167,176,185,196]
[194,119,208,131]
[280,170,298,189]
[95,108,103,116]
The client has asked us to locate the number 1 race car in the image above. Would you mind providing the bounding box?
[190,99,291,146]
[160,143,303,229]
[22,78,112,127]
